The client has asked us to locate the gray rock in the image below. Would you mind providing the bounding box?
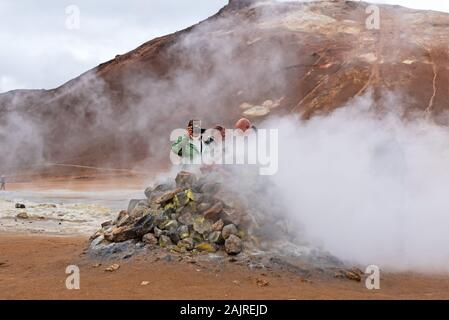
[168,230,181,244]
[222,224,238,240]
[132,214,155,237]
[178,212,194,226]
[175,171,196,188]
[208,231,223,244]
[144,187,153,199]
[135,242,146,249]
[130,206,150,220]
[225,234,242,255]
[154,213,169,229]
[153,226,164,238]
[191,231,204,244]
[90,235,105,248]
[211,219,224,231]
[153,183,175,193]
[160,219,178,231]
[138,199,150,207]
[192,176,207,192]
[181,201,198,213]
[220,208,243,225]
[177,225,190,239]
[116,215,131,227]
[127,199,143,214]
[101,220,113,228]
[142,233,158,246]
[200,182,221,195]
[159,235,173,247]
[15,203,26,209]
[193,216,213,235]
[176,191,190,207]
[115,210,129,226]
[177,237,194,250]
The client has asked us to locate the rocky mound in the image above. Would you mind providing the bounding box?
[90,171,251,257]
[88,168,349,276]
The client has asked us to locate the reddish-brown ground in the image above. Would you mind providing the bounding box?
[1,234,449,300]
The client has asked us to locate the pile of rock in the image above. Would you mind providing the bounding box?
[91,171,248,256]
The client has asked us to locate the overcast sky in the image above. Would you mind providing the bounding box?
[0,0,448,93]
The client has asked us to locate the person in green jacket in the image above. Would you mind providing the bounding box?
[171,120,202,163]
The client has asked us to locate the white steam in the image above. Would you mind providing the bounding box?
[265,93,449,272]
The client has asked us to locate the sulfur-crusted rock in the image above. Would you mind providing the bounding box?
[160,219,178,231]
[91,170,251,256]
[195,242,217,253]
[193,216,213,235]
[154,188,183,205]
[178,237,194,251]
[191,231,204,244]
[177,225,190,239]
[159,235,173,247]
[175,191,190,207]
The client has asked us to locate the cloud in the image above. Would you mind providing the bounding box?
[1,0,448,93]
[369,0,449,13]
[264,92,449,272]
[0,0,227,92]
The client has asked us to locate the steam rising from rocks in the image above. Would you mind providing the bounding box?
[263,92,449,272]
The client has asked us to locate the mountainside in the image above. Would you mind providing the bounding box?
[1,0,449,173]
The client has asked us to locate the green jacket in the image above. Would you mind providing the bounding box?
[171,134,200,159]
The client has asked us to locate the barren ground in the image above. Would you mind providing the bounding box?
[1,234,449,300]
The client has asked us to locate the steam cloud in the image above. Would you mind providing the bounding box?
[264,92,449,273]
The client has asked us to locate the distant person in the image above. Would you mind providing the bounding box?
[0,175,5,191]
[203,125,226,163]
[171,120,203,163]
[201,125,231,176]
[204,125,226,146]
[234,117,257,134]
